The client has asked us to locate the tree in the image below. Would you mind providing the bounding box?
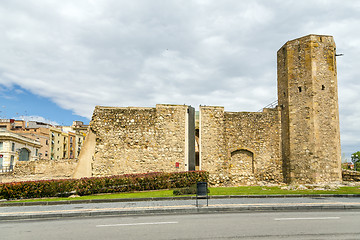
[351,151,360,171]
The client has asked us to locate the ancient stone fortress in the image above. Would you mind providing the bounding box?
[74,35,342,186]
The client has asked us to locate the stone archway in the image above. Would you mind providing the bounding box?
[230,149,255,183]
[19,148,30,161]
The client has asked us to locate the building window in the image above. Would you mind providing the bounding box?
[12,143,15,151]
[46,140,49,145]
[19,148,30,161]
[35,149,38,156]
[10,155,15,170]
[0,142,3,151]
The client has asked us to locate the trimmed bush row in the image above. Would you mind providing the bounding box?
[0,171,208,200]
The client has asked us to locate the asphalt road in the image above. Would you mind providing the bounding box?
[1,211,360,240]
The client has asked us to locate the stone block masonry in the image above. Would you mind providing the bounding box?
[200,106,283,186]
[75,104,195,177]
[278,35,342,184]
[0,159,78,183]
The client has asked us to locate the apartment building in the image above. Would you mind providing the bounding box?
[0,119,87,162]
[0,129,41,172]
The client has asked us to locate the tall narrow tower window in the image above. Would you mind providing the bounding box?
[298,87,302,92]
[322,85,325,90]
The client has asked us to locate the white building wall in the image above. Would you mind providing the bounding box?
[0,130,41,172]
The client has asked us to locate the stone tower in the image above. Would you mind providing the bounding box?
[277,35,342,184]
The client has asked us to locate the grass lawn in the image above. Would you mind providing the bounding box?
[210,186,360,195]
[3,186,360,203]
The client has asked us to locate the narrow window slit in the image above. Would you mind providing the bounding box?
[298,87,302,92]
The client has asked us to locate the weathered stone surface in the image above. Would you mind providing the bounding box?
[342,170,360,182]
[200,106,283,186]
[0,159,78,183]
[278,35,342,184]
[89,104,194,176]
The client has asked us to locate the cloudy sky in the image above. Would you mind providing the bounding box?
[0,0,359,159]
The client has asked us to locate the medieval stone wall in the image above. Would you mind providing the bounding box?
[89,104,194,177]
[199,106,227,184]
[2,34,344,186]
[0,159,78,183]
[200,106,283,186]
[342,170,360,182]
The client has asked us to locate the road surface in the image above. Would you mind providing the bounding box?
[1,210,360,239]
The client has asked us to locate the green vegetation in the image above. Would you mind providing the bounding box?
[351,151,360,171]
[0,171,208,200]
[209,186,360,195]
[5,190,176,203]
[3,186,360,204]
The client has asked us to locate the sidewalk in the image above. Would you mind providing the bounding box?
[1,195,360,221]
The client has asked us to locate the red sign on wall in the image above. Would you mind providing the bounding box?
[0,154,3,158]
[175,162,179,168]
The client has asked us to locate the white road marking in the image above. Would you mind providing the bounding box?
[274,217,340,221]
[96,221,178,227]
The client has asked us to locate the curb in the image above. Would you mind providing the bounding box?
[2,204,360,221]
[1,194,360,207]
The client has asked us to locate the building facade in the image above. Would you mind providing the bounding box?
[0,119,88,162]
[0,129,41,172]
[12,126,51,160]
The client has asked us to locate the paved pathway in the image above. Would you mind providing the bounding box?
[1,195,360,220]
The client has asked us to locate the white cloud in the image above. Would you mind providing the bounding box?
[0,0,359,156]
[18,115,59,126]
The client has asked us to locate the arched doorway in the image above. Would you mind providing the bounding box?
[19,148,30,161]
[230,149,255,181]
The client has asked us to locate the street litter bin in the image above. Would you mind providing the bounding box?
[196,182,208,207]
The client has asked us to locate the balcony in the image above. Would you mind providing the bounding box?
[0,165,14,173]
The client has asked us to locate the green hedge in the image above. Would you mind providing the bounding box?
[0,171,208,200]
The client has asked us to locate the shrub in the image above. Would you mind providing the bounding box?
[173,183,210,196]
[0,171,208,200]
[173,184,197,195]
